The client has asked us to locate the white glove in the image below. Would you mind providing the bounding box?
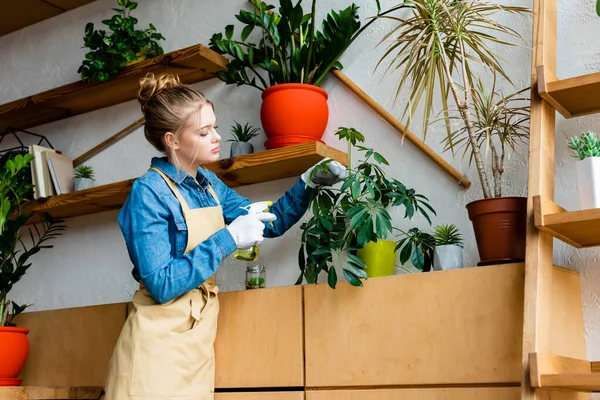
[226,213,275,249]
[301,159,349,188]
[244,202,277,223]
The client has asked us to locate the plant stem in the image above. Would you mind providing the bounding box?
[304,0,317,83]
[0,292,6,326]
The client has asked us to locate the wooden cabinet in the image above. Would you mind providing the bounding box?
[304,264,525,387]
[305,388,520,400]
[216,393,304,400]
[215,285,304,388]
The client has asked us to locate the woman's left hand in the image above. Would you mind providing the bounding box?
[301,159,349,188]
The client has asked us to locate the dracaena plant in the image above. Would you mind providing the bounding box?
[227,122,261,143]
[298,127,435,289]
[209,0,401,90]
[433,224,463,247]
[0,154,66,326]
[377,0,530,198]
[568,131,600,160]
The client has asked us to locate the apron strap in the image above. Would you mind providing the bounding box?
[150,167,191,213]
[206,186,220,206]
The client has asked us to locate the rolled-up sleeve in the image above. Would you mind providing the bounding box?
[118,179,236,303]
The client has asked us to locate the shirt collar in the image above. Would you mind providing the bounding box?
[150,157,208,187]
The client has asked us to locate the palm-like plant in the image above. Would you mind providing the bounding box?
[227,122,261,143]
[433,223,463,247]
[377,0,530,198]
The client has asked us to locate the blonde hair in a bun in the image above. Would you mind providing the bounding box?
[138,72,213,168]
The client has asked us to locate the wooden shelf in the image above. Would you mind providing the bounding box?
[530,353,600,393]
[0,386,102,400]
[0,43,228,131]
[26,141,347,223]
[533,195,600,248]
[0,1,96,37]
[537,65,600,118]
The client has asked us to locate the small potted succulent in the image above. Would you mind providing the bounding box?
[228,122,261,158]
[74,165,95,191]
[432,224,464,271]
[568,131,600,209]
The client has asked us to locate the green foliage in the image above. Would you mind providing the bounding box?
[0,153,66,326]
[298,127,436,289]
[78,0,165,82]
[209,0,363,90]
[568,131,600,161]
[227,122,261,143]
[0,149,33,200]
[433,224,463,247]
[74,165,95,180]
[395,227,435,272]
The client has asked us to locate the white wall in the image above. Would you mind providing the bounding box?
[1,0,598,364]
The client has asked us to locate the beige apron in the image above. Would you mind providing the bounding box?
[105,167,223,400]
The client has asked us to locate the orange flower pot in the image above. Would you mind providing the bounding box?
[260,84,329,149]
[0,326,29,386]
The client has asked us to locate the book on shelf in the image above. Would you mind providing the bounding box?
[28,145,57,199]
[46,153,74,195]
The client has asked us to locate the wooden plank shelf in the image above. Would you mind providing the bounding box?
[0,43,228,131]
[537,65,600,119]
[530,353,600,393]
[26,141,347,224]
[533,195,600,248]
[0,386,102,400]
[0,1,96,37]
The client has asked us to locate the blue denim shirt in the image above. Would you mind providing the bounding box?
[118,157,312,303]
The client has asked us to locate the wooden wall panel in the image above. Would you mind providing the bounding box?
[215,285,304,388]
[14,303,127,387]
[306,388,520,400]
[304,264,525,387]
[216,393,304,400]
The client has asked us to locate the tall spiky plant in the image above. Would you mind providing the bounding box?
[376,0,530,198]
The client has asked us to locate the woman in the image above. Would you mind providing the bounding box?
[104,73,347,400]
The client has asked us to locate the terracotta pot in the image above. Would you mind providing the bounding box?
[466,197,527,266]
[260,84,329,149]
[0,326,30,386]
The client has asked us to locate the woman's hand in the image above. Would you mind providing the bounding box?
[301,159,349,188]
[226,213,274,249]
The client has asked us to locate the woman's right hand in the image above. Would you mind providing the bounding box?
[226,213,274,249]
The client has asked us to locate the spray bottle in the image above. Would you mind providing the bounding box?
[233,201,274,262]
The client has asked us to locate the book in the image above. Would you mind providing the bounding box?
[29,145,57,199]
[46,153,74,195]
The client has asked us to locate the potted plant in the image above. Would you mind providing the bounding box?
[74,165,95,191]
[298,127,435,288]
[431,224,464,271]
[0,153,65,386]
[377,0,531,266]
[228,122,261,157]
[78,0,165,82]
[210,0,398,149]
[568,131,600,209]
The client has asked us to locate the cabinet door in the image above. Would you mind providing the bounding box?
[304,264,524,387]
[305,388,519,400]
[216,393,303,400]
[215,286,304,388]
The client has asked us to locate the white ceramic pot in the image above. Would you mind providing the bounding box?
[73,177,94,191]
[433,245,463,271]
[575,157,600,209]
[230,142,254,158]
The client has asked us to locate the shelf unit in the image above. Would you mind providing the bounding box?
[26,141,347,224]
[524,0,600,398]
[533,196,600,248]
[0,1,96,37]
[0,43,228,131]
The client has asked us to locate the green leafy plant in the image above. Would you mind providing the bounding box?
[209,0,400,90]
[298,127,435,288]
[78,0,165,82]
[0,149,33,200]
[433,224,463,247]
[227,122,261,143]
[1,154,66,326]
[74,165,95,180]
[568,131,600,160]
[376,0,530,198]
[395,227,436,271]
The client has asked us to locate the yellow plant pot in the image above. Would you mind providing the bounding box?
[124,54,147,67]
[356,240,397,278]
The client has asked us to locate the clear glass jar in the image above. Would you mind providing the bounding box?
[246,264,266,290]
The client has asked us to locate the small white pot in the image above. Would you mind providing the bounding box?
[74,177,94,191]
[575,157,600,209]
[230,142,254,158]
[433,245,463,271]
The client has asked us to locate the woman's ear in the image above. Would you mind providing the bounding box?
[163,132,180,150]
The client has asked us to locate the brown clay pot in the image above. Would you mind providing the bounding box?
[466,196,527,266]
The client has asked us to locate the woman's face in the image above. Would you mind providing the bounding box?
[168,104,221,170]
